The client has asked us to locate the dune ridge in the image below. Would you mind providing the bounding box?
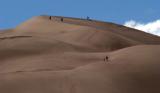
[0,15,160,93]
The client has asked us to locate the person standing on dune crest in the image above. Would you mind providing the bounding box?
[87,16,90,20]
[49,16,52,20]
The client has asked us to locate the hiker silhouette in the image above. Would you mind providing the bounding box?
[104,56,109,62]
[49,16,52,20]
[61,18,63,22]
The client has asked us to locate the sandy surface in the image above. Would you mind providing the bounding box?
[0,16,160,93]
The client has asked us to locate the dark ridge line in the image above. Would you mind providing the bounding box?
[0,61,110,75]
[0,36,32,40]
[0,68,74,75]
[0,69,55,75]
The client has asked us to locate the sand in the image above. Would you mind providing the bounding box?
[0,15,160,93]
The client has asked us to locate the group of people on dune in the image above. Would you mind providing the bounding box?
[49,16,92,22]
[49,16,64,22]
[49,16,109,63]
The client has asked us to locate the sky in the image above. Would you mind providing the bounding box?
[0,0,160,35]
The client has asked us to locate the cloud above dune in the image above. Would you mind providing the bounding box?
[124,19,160,36]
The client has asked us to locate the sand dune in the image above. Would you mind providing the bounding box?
[0,16,160,93]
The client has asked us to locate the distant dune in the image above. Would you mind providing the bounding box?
[0,16,160,93]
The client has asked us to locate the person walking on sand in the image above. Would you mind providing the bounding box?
[49,16,52,20]
[104,56,109,62]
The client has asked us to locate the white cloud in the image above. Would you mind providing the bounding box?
[124,19,160,36]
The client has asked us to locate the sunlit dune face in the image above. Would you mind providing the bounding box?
[0,16,160,93]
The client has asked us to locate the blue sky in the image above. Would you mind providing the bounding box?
[0,0,160,29]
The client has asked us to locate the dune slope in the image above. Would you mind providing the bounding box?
[0,16,160,93]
